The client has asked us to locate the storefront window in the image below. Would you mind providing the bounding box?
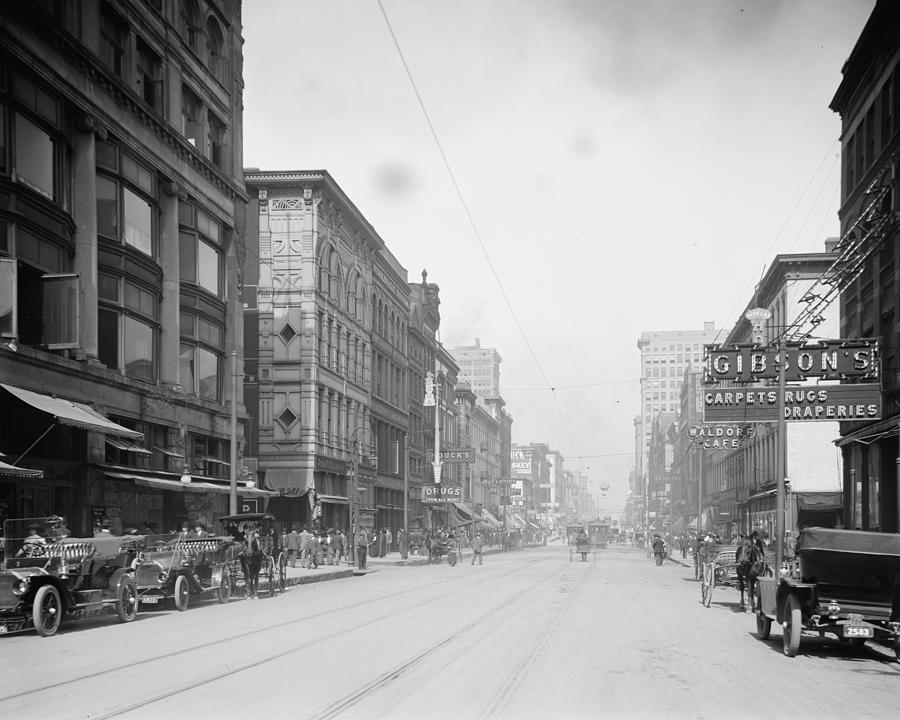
[15,113,53,199]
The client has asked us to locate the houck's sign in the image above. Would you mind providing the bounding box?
[704,339,879,384]
[702,384,882,423]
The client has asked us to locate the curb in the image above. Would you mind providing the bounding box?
[285,568,354,586]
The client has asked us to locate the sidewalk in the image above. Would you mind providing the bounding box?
[281,543,516,587]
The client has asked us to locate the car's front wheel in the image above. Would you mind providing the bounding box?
[174,574,189,611]
[33,584,62,637]
[116,577,138,623]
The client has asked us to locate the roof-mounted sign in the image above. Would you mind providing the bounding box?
[704,339,879,384]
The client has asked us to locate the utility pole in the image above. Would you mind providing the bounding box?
[775,335,787,580]
[229,350,238,515]
[402,430,409,560]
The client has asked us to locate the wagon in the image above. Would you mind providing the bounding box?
[755,527,900,659]
[134,534,238,610]
[0,517,138,636]
[218,513,287,598]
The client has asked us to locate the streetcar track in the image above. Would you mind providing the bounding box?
[304,559,594,720]
[0,553,559,717]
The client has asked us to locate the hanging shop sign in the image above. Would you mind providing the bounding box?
[493,487,522,496]
[422,485,463,503]
[702,383,882,423]
[426,449,474,463]
[686,424,756,449]
[704,339,879,384]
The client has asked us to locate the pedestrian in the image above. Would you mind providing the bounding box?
[471,532,484,565]
[192,522,208,538]
[355,527,370,570]
[285,526,300,567]
[298,526,312,568]
[337,529,347,565]
[385,527,393,554]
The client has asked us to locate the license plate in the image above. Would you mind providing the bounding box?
[845,625,873,638]
[141,595,160,604]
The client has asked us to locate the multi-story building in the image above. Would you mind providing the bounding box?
[370,246,410,539]
[647,413,677,531]
[713,248,844,539]
[636,323,718,529]
[242,169,383,532]
[408,272,457,530]
[0,1,257,535]
[451,338,501,403]
[453,382,503,529]
[546,449,565,525]
[828,0,900,534]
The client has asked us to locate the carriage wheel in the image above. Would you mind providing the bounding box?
[277,552,287,592]
[32,584,62,637]
[894,637,900,663]
[174,574,190,611]
[701,562,714,607]
[116,577,138,623]
[216,571,232,604]
[754,585,771,640]
[266,557,276,598]
[782,594,802,657]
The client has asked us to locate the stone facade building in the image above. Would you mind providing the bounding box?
[0,0,256,534]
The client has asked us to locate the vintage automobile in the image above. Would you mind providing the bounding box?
[0,517,138,636]
[756,527,900,659]
[134,534,237,610]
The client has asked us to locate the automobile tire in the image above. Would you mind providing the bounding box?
[174,574,189,611]
[116,577,138,623]
[33,584,62,637]
[216,572,231,604]
[782,594,802,657]
[755,585,771,640]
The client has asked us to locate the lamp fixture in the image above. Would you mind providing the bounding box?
[180,467,192,485]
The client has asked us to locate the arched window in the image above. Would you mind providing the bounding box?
[319,248,331,294]
[206,16,228,84]
[356,278,365,320]
[329,252,340,299]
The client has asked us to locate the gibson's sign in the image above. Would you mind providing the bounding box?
[703,384,882,423]
[704,340,879,384]
[687,424,755,449]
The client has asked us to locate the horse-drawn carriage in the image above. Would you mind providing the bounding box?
[755,527,900,659]
[0,517,138,636]
[218,513,287,598]
[567,524,592,562]
[700,539,772,608]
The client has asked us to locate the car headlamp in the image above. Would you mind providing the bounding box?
[13,578,30,596]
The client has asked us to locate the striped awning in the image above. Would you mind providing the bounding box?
[0,459,43,478]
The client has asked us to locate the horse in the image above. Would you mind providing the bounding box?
[735,538,767,612]
[240,528,263,598]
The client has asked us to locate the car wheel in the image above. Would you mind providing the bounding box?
[782,594,802,657]
[116,577,138,623]
[216,571,231,604]
[174,574,189,611]
[755,584,771,640]
[33,584,62,637]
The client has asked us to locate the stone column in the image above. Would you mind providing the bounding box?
[73,116,98,362]
[158,184,181,388]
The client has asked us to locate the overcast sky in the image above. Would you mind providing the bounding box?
[241,0,875,510]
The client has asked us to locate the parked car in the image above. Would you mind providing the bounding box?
[0,517,138,636]
[134,535,236,610]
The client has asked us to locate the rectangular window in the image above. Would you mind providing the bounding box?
[100,4,126,77]
[181,85,202,147]
[124,315,154,381]
[98,307,119,370]
[179,230,197,282]
[196,346,219,400]
[0,257,15,336]
[123,188,152,255]
[180,342,195,394]
[96,175,118,238]
[41,274,79,349]
[136,37,163,112]
[197,240,219,295]
[15,113,53,199]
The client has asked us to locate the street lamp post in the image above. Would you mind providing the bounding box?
[347,425,373,566]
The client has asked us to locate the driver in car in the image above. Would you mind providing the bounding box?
[17,524,47,557]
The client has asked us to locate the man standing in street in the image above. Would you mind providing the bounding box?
[385,527,393,555]
[471,532,484,565]
[298,526,311,569]
[355,527,371,570]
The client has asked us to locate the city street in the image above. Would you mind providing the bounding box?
[1,543,896,720]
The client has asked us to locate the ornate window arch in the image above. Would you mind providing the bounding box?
[206,15,228,84]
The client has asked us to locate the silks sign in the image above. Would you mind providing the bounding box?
[422,485,462,503]
[704,339,879,383]
[703,384,882,423]
[687,424,755,449]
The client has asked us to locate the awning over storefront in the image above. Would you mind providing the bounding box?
[834,416,900,447]
[264,468,309,497]
[106,438,151,455]
[796,491,842,511]
[479,508,503,528]
[0,459,43,478]
[106,472,277,498]
[1,383,142,438]
[318,494,348,505]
